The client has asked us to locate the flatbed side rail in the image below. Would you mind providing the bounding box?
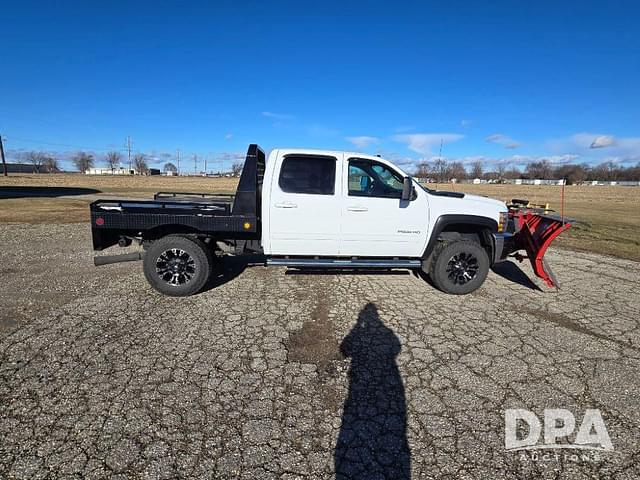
[153,191,235,201]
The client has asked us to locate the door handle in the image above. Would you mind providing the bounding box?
[347,206,369,212]
[274,202,298,208]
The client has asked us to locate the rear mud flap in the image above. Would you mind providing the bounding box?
[511,212,571,288]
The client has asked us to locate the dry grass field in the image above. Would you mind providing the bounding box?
[1,173,639,261]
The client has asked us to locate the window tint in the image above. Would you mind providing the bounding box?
[279,155,336,195]
[348,159,404,198]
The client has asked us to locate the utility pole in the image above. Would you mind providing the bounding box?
[193,154,198,175]
[0,135,7,176]
[176,149,181,175]
[204,154,208,175]
[125,136,133,171]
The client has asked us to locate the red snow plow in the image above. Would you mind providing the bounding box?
[506,199,572,288]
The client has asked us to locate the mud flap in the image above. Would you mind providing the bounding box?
[511,212,571,288]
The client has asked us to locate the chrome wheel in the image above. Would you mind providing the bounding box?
[446,252,479,285]
[155,248,197,286]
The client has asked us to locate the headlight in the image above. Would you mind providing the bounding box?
[498,211,508,232]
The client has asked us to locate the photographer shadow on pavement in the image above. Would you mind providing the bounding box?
[335,303,411,480]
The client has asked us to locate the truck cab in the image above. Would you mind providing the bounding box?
[262,148,506,260]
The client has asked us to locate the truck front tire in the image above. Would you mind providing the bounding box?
[143,235,212,297]
[428,240,490,295]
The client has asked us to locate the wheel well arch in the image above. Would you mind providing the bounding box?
[423,214,497,262]
[142,224,203,241]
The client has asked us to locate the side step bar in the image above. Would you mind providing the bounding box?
[266,258,422,268]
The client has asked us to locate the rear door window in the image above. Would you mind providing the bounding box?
[278,155,336,195]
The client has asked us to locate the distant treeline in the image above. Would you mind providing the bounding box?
[414,158,640,184]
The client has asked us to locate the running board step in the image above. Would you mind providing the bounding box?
[266,258,422,268]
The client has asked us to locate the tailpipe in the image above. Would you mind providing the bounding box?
[94,251,144,266]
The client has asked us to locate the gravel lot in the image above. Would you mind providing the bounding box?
[1,223,639,479]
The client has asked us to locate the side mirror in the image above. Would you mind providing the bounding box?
[401,176,413,201]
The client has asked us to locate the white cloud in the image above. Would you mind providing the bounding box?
[393,133,464,155]
[345,136,380,149]
[485,133,521,149]
[393,125,416,133]
[589,135,615,148]
[262,111,295,121]
[548,133,640,160]
[602,155,640,165]
[225,133,233,140]
[307,124,339,137]
[460,119,472,128]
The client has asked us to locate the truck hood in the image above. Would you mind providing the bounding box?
[459,193,507,211]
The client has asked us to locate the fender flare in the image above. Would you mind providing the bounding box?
[422,214,498,260]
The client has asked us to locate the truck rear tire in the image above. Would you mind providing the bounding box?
[143,235,212,297]
[428,240,489,295]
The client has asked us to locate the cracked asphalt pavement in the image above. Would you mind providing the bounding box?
[1,223,639,479]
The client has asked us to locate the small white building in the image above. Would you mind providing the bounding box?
[86,167,133,175]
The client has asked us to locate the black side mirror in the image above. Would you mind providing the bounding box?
[401,177,413,201]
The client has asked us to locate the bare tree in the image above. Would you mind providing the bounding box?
[163,162,178,173]
[449,161,466,181]
[133,154,149,174]
[72,152,94,173]
[432,159,451,183]
[525,160,552,179]
[470,160,483,179]
[24,151,46,173]
[106,151,122,172]
[414,162,430,179]
[504,167,522,180]
[496,162,507,179]
[231,161,244,176]
[42,155,60,173]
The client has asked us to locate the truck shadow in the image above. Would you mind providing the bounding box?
[335,303,411,479]
[491,261,541,291]
[200,255,257,292]
[0,186,101,199]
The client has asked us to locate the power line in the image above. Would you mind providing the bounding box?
[1,134,116,152]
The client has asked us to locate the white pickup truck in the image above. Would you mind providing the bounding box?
[90,144,569,296]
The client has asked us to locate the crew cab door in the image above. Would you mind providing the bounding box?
[267,153,342,255]
[340,157,429,257]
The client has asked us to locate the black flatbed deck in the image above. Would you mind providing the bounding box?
[90,144,265,251]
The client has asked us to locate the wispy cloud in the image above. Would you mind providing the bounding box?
[460,119,472,128]
[548,132,640,160]
[486,133,521,149]
[307,124,339,137]
[393,133,464,155]
[393,125,416,133]
[262,111,296,121]
[589,134,615,148]
[224,133,233,140]
[345,136,380,149]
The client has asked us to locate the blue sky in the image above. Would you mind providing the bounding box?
[1,1,639,171]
